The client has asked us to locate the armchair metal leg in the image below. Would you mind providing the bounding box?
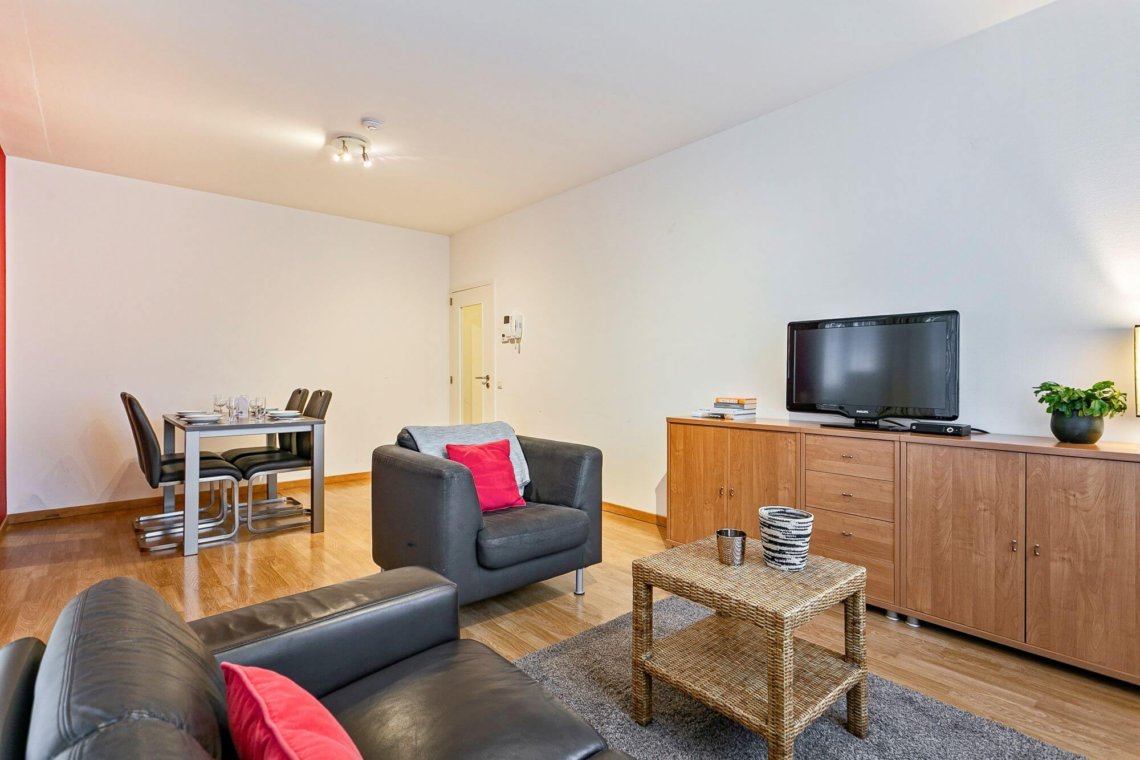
[574,568,585,595]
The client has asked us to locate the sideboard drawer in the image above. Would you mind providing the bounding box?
[810,508,895,602]
[805,434,895,481]
[805,470,894,522]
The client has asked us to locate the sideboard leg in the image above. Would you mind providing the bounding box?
[905,616,921,629]
[885,610,901,622]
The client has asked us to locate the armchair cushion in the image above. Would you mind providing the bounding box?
[446,440,527,511]
[476,503,590,570]
[321,640,607,760]
[401,422,530,494]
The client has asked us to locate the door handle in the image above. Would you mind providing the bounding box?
[1033,544,1041,556]
[719,487,724,497]
[1011,539,1018,553]
[474,374,491,388]
[729,488,735,498]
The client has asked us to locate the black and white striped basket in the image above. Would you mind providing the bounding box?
[758,506,814,572]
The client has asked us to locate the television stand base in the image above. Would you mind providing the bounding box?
[820,420,904,432]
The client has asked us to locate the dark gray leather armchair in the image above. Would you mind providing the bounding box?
[372,430,603,605]
[0,569,629,759]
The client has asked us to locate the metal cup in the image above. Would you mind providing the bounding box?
[716,528,746,566]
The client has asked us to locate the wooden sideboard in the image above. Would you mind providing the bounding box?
[665,416,1140,684]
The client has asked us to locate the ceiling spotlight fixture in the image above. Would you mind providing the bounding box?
[329,134,371,167]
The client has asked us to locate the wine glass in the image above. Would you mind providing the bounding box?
[252,396,266,420]
[213,394,228,415]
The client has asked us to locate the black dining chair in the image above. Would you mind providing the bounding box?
[238,389,332,534]
[121,393,243,551]
[125,392,231,534]
[221,387,309,463]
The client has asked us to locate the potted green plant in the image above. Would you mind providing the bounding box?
[1032,380,1129,444]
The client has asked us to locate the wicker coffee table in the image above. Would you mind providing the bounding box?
[631,536,868,760]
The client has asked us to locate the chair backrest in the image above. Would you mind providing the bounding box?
[296,390,332,460]
[278,388,310,453]
[286,388,309,412]
[121,392,163,488]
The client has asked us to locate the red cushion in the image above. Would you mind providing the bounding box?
[222,662,363,760]
[446,439,527,511]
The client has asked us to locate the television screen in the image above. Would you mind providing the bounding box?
[786,311,959,422]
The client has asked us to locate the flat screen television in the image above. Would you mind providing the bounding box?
[786,310,959,428]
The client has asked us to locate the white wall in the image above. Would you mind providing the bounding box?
[7,159,449,513]
[451,0,1140,516]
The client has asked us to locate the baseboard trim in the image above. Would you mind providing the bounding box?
[6,472,371,525]
[602,501,666,527]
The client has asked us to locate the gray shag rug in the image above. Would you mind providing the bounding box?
[514,597,1081,759]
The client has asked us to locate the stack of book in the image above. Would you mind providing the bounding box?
[692,396,757,420]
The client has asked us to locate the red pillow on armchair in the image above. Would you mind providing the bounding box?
[446,439,527,511]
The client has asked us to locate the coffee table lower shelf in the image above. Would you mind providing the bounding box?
[638,614,862,737]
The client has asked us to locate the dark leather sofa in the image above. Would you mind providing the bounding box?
[373,430,603,605]
[0,568,628,760]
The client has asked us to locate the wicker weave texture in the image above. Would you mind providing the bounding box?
[631,536,868,760]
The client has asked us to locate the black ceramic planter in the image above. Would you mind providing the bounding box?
[1050,412,1104,444]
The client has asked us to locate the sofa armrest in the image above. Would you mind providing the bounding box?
[371,444,484,576]
[518,436,602,512]
[519,436,603,566]
[188,568,457,698]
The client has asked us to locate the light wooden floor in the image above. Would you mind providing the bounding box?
[1,479,1136,759]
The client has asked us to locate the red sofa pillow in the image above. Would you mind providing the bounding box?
[446,439,527,511]
[222,662,363,760]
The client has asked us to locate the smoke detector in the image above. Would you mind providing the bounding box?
[361,117,384,131]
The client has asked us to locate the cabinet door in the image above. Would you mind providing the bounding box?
[667,424,729,543]
[727,429,798,538]
[1026,455,1140,677]
[905,444,1025,640]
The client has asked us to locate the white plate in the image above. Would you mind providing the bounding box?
[267,410,302,418]
[182,414,222,423]
[177,410,208,416]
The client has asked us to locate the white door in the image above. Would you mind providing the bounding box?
[450,284,495,423]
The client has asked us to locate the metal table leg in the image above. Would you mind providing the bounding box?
[184,430,200,556]
[310,423,325,533]
[266,434,278,501]
[163,418,177,513]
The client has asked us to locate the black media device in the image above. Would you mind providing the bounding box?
[786,310,960,430]
[910,421,971,437]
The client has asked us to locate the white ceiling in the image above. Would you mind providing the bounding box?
[1,1,1054,234]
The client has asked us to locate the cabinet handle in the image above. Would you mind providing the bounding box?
[841,530,853,537]
[729,488,735,498]
[1033,544,1041,556]
[1011,539,1018,553]
[840,492,854,498]
[841,453,855,460]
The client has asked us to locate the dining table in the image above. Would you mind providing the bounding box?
[162,413,326,555]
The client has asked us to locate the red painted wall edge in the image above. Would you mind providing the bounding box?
[1,143,7,523]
